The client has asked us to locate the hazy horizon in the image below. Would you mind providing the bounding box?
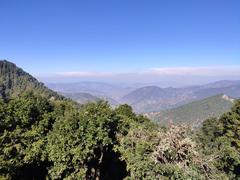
[42,75,240,88]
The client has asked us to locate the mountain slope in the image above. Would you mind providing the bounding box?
[147,94,234,126]
[200,80,240,89]
[98,96,119,106]
[194,84,240,99]
[60,92,101,104]
[0,60,62,100]
[120,86,168,113]
[120,86,167,103]
[60,92,119,107]
[120,86,193,113]
[119,80,240,113]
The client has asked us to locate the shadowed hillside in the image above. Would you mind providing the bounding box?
[0,60,62,100]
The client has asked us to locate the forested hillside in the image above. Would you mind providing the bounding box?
[148,94,234,126]
[0,60,62,100]
[1,61,240,179]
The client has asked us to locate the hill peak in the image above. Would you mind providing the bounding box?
[221,94,235,103]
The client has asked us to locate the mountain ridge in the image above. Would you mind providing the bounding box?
[0,60,63,100]
[47,80,240,113]
[120,81,240,113]
[147,94,235,127]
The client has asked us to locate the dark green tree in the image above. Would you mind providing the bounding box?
[198,100,240,179]
[46,101,127,179]
[0,92,56,179]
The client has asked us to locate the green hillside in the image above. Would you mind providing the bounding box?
[0,60,62,100]
[60,92,101,104]
[148,94,234,126]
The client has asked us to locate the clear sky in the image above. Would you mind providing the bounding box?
[0,0,240,84]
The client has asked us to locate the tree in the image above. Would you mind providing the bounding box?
[0,92,56,179]
[198,100,240,179]
[46,101,127,179]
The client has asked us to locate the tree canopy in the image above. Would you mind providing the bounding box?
[0,90,240,179]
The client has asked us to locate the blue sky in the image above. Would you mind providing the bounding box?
[0,0,240,84]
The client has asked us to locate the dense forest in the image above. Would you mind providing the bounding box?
[0,61,240,179]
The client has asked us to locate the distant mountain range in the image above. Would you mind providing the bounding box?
[120,80,240,113]
[47,79,240,113]
[119,86,193,113]
[146,94,235,127]
[47,82,135,100]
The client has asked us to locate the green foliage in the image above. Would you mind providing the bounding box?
[115,121,159,179]
[115,121,226,179]
[1,90,239,179]
[197,100,240,179]
[0,92,56,178]
[46,101,120,179]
